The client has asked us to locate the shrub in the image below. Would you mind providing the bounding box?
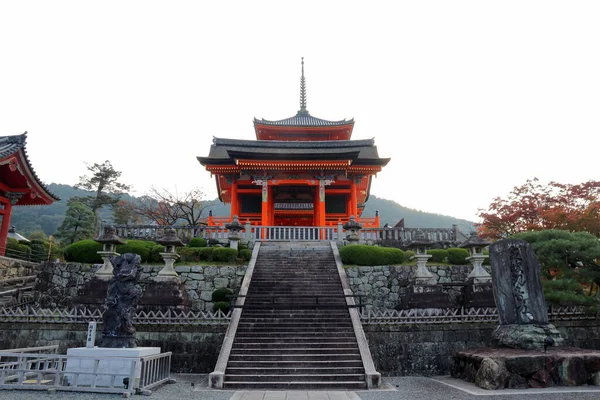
[148,245,165,263]
[5,238,31,260]
[116,240,158,263]
[339,245,404,266]
[238,248,252,261]
[213,247,238,262]
[404,250,415,262]
[212,287,233,302]
[543,279,599,309]
[179,247,202,262]
[64,240,103,263]
[447,248,470,265]
[199,247,214,261]
[427,249,448,263]
[213,301,230,314]
[29,239,49,262]
[188,238,207,248]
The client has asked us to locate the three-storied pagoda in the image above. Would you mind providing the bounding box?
[197,59,389,228]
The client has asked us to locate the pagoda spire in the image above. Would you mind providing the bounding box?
[299,57,307,114]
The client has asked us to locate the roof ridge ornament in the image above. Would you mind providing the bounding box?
[299,57,308,114]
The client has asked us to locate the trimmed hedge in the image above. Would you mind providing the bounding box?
[213,247,238,262]
[238,248,252,261]
[212,287,233,302]
[339,245,404,266]
[404,250,415,262]
[199,247,214,261]
[5,238,32,261]
[213,301,230,313]
[447,248,470,265]
[64,240,103,264]
[427,249,448,263]
[116,240,160,263]
[188,238,207,248]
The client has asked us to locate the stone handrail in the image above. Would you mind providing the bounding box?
[110,224,459,244]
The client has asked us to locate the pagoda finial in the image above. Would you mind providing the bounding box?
[299,57,307,113]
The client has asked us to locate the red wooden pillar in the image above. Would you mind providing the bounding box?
[230,179,239,220]
[317,181,326,227]
[0,199,12,257]
[268,185,275,226]
[350,179,358,218]
[261,181,270,226]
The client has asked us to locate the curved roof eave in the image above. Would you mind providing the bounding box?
[0,132,60,203]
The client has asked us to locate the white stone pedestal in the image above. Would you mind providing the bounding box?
[65,347,161,387]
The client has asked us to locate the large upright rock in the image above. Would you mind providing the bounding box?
[489,239,563,350]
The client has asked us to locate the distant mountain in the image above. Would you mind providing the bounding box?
[363,195,475,232]
[8,183,474,237]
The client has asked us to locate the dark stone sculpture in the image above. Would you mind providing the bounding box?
[99,253,142,348]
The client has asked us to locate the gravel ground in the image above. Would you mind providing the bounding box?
[2,375,600,400]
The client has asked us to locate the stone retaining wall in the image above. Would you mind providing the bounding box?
[0,323,226,373]
[1,320,598,375]
[0,256,38,279]
[34,262,247,312]
[346,265,479,311]
[365,320,600,376]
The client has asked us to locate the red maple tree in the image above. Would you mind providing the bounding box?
[478,178,600,239]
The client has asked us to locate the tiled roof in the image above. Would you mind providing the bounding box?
[0,132,60,202]
[0,133,26,159]
[254,110,354,127]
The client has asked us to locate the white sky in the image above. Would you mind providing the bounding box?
[1,1,599,222]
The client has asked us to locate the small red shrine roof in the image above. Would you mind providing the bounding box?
[253,110,354,128]
[0,132,60,206]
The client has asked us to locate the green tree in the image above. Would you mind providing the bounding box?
[74,160,131,215]
[512,230,600,303]
[54,200,97,244]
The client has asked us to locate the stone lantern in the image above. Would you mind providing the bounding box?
[460,232,492,283]
[408,229,435,284]
[225,215,243,251]
[156,228,184,280]
[94,226,126,279]
[343,216,362,244]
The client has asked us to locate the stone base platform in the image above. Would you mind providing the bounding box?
[65,346,161,387]
[452,347,600,390]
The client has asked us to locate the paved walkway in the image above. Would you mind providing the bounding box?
[2,375,600,399]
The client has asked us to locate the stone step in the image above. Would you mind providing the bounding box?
[238,317,351,323]
[232,342,358,349]
[226,360,364,368]
[233,336,356,343]
[228,354,361,362]
[237,322,352,328]
[225,367,364,375]
[224,374,365,383]
[222,381,367,390]
[231,348,360,355]
[236,327,355,333]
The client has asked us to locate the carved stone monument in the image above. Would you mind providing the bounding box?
[489,239,563,350]
[100,253,143,348]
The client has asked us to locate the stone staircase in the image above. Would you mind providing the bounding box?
[222,243,368,389]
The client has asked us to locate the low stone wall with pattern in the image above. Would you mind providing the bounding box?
[346,265,480,312]
[34,262,247,312]
[0,256,38,279]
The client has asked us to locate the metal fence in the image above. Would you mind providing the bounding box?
[0,305,594,326]
[360,306,597,325]
[0,352,138,395]
[138,352,175,395]
[0,306,231,325]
